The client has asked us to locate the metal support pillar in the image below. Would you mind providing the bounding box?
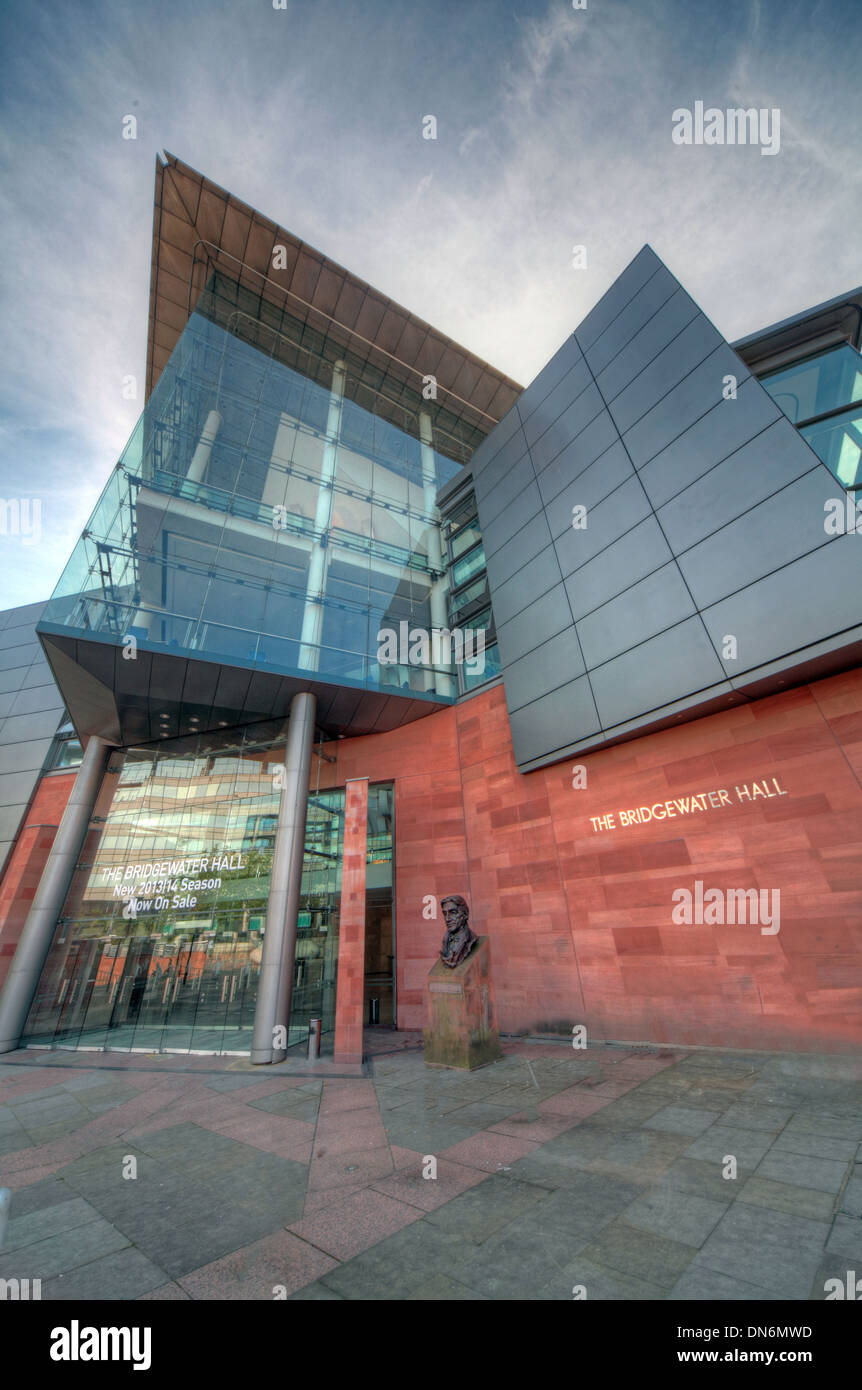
[0,736,112,1053]
[251,691,317,1064]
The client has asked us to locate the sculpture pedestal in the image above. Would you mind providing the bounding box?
[423,937,501,1070]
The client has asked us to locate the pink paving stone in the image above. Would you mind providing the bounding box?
[288,1185,422,1260]
[438,1131,538,1172]
[317,1080,379,1114]
[614,1056,678,1077]
[389,1145,424,1170]
[312,1125,388,1159]
[5,1164,61,1190]
[138,1282,191,1301]
[539,1087,615,1118]
[306,1146,395,1194]
[370,1157,488,1212]
[177,1229,337,1300]
[203,1112,314,1162]
[487,1112,579,1142]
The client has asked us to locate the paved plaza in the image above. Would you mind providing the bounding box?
[0,1035,860,1301]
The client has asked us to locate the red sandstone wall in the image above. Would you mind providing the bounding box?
[333,669,862,1054]
[0,773,76,991]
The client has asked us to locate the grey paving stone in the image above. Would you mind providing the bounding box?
[406,1273,489,1300]
[442,1101,523,1129]
[688,1204,832,1299]
[623,1184,729,1247]
[737,1177,836,1223]
[319,1223,476,1300]
[43,1246,168,1301]
[0,1178,72,1222]
[719,1101,795,1133]
[754,1148,848,1195]
[424,1173,550,1241]
[772,1130,858,1163]
[783,1111,862,1142]
[578,1220,696,1290]
[669,1265,784,1301]
[0,1216,130,1280]
[522,1173,643,1239]
[454,1213,588,1300]
[544,1254,667,1300]
[598,1128,691,1176]
[824,1214,862,1263]
[662,1157,752,1201]
[289,1282,345,1300]
[809,1257,862,1301]
[644,1105,723,1136]
[684,1124,775,1167]
[1,1197,102,1253]
[840,1175,862,1218]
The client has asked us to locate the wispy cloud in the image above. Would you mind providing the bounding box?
[0,0,860,606]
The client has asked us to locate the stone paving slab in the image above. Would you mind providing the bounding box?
[0,1037,860,1302]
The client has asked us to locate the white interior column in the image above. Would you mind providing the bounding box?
[185,409,222,486]
[419,410,454,698]
[299,361,346,671]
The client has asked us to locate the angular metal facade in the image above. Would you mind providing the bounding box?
[473,246,862,771]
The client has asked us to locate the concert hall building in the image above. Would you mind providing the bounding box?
[0,154,860,1063]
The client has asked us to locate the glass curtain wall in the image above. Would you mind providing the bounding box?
[39,274,485,700]
[760,343,862,491]
[22,726,347,1055]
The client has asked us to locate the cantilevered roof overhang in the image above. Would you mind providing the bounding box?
[147,152,523,430]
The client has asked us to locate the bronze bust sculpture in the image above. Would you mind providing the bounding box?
[439,894,478,968]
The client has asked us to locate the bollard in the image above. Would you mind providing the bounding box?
[307,1017,321,1061]
[368,997,380,1025]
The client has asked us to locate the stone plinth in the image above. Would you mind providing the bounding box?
[423,936,501,1070]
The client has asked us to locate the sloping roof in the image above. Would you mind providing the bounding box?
[146,153,523,433]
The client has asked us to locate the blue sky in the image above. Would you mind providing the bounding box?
[1,0,860,606]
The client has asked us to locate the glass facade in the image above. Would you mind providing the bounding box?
[21,713,394,1055]
[39,274,489,702]
[761,343,862,490]
[441,486,499,694]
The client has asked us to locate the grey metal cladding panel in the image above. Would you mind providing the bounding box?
[484,510,552,582]
[535,411,621,507]
[595,290,702,404]
[701,533,862,675]
[0,804,26,843]
[496,582,574,665]
[605,315,724,436]
[521,357,594,450]
[0,664,32,695]
[515,336,584,428]
[657,418,819,555]
[527,382,606,475]
[677,468,836,610]
[582,265,682,376]
[489,545,563,628]
[0,640,40,668]
[22,658,58,689]
[503,629,585,713]
[576,562,697,669]
[544,442,634,541]
[472,425,530,505]
[0,692,17,719]
[623,345,751,468]
[9,683,64,717]
[0,708,63,746]
[0,737,53,776]
[576,246,663,350]
[4,600,47,629]
[469,403,523,480]
[638,376,782,509]
[508,673,601,766]
[474,452,535,527]
[564,515,674,621]
[590,616,727,730]
[554,475,652,579]
[0,624,39,653]
[481,481,544,558]
[148,652,188,703]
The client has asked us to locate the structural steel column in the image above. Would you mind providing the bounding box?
[251,691,317,1064]
[0,735,112,1053]
[418,410,453,698]
[299,360,346,671]
[333,777,368,1065]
